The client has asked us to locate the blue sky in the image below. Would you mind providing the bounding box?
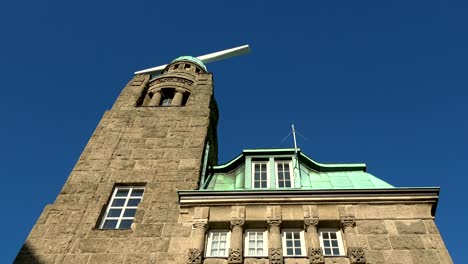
[1,0,467,262]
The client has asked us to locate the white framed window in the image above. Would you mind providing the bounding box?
[99,186,144,229]
[276,160,293,188]
[282,229,306,256]
[244,229,268,257]
[252,161,269,188]
[319,228,345,256]
[206,230,230,257]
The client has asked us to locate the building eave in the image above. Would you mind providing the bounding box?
[178,188,440,215]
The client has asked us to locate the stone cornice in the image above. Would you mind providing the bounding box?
[178,188,439,210]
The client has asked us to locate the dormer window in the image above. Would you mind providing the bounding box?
[252,161,269,188]
[276,160,293,188]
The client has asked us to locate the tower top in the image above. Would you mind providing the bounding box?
[134,44,250,75]
[172,56,207,71]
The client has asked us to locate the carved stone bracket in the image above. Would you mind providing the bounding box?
[227,248,242,263]
[340,216,356,229]
[230,219,245,228]
[269,248,283,264]
[267,219,282,227]
[304,217,319,228]
[348,247,366,264]
[187,248,203,264]
[308,247,325,264]
[192,221,208,230]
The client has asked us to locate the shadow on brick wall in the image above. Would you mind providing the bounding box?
[13,243,43,264]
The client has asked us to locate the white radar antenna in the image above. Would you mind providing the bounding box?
[134,44,251,75]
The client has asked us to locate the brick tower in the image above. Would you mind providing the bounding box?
[15,56,219,263]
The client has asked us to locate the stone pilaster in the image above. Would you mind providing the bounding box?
[341,216,366,264]
[268,219,283,264]
[304,217,324,264]
[187,221,207,264]
[228,219,244,263]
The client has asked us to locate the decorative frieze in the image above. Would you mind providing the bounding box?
[192,221,208,230]
[348,247,366,264]
[187,248,203,264]
[308,247,325,264]
[269,248,283,264]
[227,248,242,263]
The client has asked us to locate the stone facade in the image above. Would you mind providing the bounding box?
[15,60,218,263]
[15,58,453,264]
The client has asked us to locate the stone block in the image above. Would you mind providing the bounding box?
[244,258,269,264]
[245,206,267,221]
[168,237,192,252]
[411,204,433,218]
[410,250,438,264]
[356,220,388,235]
[74,239,109,253]
[367,235,391,250]
[88,253,125,264]
[383,250,414,264]
[395,220,426,234]
[204,258,228,264]
[423,220,439,234]
[124,254,155,264]
[355,204,381,219]
[137,238,170,253]
[323,256,350,264]
[134,223,163,237]
[317,205,339,220]
[389,235,425,250]
[281,205,303,221]
[364,250,385,264]
[284,258,309,264]
[211,206,233,222]
[421,234,444,249]
[106,239,139,253]
[162,223,192,237]
[61,254,91,264]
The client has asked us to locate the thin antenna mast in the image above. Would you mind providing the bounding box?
[292,124,298,155]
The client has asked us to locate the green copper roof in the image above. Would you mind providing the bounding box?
[172,56,207,71]
[202,148,394,191]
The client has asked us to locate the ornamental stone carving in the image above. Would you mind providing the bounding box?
[187,248,203,264]
[192,221,207,230]
[175,88,187,93]
[348,247,366,264]
[304,217,319,228]
[308,247,325,264]
[227,248,242,263]
[269,248,283,264]
[267,219,282,227]
[341,216,356,229]
[230,219,245,228]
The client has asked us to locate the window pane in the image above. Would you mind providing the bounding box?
[219,249,225,256]
[323,232,329,239]
[286,240,293,247]
[286,233,292,239]
[123,209,137,217]
[331,240,338,247]
[119,219,133,229]
[330,232,337,239]
[258,249,263,255]
[116,189,129,197]
[294,240,301,247]
[332,248,340,255]
[324,240,330,247]
[325,248,331,255]
[287,248,293,255]
[102,220,117,229]
[111,199,125,206]
[293,232,300,239]
[127,198,141,206]
[295,248,301,255]
[131,189,144,197]
[107,209,122,217]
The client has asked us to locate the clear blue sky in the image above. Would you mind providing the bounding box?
[1,0,466,263]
